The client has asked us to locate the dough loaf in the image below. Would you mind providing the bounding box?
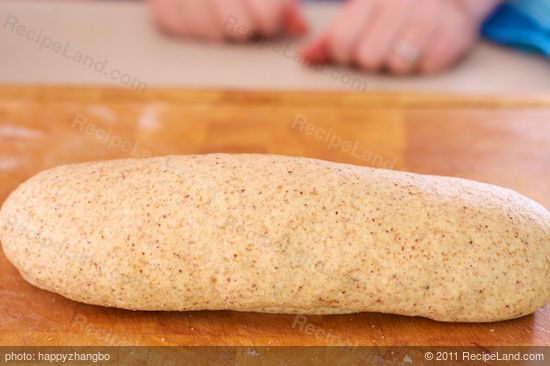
[1,154,548,322]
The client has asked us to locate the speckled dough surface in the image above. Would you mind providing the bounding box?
[1,154,549,322]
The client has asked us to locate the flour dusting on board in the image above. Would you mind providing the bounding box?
[0,157,22,171]
[0,125,44,139]
[138,104,162,131]
[86,106,117,124]
[246,349,260,357]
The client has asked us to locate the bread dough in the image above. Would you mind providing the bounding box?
[1,154,548,322]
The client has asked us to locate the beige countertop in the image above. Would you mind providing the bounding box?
[1,0,549,94]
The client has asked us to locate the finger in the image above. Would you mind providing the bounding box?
[419,5,477,74]
[459,0,501,22]
[213,0,255,41]
[418,27,475,74]
[178,0,223,41]
[244,0,283,37]
[148,0,190,37]
[282,0,308,36]
[354,0,414,71]
[301,36,329,65]
[324,0,377,65]
[147,0,164,28]
[385,0,440,75]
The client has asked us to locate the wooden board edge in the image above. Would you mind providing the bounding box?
[0,85,549,109]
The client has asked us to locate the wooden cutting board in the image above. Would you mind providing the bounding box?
[0,86,549,347]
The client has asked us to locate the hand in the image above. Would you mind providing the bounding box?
[301,0,500,74]
[148,0,308,41]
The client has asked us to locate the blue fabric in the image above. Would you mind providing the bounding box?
[482,0,550,58]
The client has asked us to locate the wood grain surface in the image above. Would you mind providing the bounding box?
[0,86,549,347]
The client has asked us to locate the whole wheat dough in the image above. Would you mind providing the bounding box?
[0,154,549,322]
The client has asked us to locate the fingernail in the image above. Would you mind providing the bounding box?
[283,5,308,36]
[301,38,328,65]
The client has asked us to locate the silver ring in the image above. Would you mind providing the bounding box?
[392,41,420,63]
